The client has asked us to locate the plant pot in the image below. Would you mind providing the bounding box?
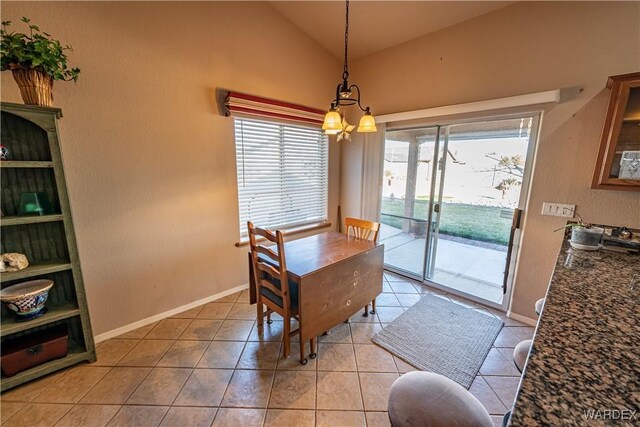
[11,68,54,107]
[570,226,604,250]
[410,219,428,237]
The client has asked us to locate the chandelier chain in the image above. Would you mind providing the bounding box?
[323,0,376,134]
[343,0,349,81]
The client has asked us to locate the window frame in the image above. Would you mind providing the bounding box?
[233,116,330,241]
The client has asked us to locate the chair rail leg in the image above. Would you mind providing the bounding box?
[256,297,264,334]
[283,317,291,359]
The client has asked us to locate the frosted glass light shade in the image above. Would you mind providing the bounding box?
[322,110,342,132]
[357,112,377,132]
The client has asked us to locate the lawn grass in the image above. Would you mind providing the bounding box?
[381,198,512,245]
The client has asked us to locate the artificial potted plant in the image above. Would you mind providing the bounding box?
[1,17,80,107]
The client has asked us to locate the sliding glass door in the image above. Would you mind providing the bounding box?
[380,115,539,307]
[379,127,438,277]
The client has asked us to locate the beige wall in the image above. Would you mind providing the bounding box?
[1,1,341,335]
[3,1,638,334]
[347,1,640,319]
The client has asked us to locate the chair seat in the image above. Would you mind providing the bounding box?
[513,339,532,373]
[388,371,493,427]
[260,277,299,311]
[535,298,545,316]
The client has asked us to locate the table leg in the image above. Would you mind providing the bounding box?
[310,337,317,359]
[299,338,307,365]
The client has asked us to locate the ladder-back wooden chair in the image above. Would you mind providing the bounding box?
[344,217,381,317]
[248,221,314,364]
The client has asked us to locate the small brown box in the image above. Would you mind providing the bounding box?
[1,324,68,377]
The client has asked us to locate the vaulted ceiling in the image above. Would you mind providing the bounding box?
[269,1,513,60]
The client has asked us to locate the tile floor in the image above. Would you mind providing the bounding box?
[1,272,534,427]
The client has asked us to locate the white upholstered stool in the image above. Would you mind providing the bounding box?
[388,371,493,427]
[513,339,532,373]
[535,298,545,316]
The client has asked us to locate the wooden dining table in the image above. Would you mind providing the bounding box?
[249,231,384,356]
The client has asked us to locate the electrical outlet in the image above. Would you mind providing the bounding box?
[541,202,576,218]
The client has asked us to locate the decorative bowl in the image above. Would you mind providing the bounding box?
[0,279,54,321]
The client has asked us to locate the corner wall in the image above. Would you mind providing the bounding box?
[1,1,341,335]
[346,1,640,319]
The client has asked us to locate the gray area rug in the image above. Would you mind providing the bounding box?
[372,294,503,388]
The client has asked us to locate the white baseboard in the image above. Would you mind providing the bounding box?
[94,283,249,343]
[506,310,537,326]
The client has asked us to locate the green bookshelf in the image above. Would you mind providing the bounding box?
[1,102,96,391]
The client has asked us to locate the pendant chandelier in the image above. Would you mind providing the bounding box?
[322,0,376,140]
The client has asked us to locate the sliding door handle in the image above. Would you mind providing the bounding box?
[511,208,522,230]
[503,209,523,294]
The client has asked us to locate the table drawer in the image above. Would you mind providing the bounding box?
[299,247,383,339]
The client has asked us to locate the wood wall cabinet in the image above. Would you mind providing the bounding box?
[0,102,95,391]
[592,72,640,190]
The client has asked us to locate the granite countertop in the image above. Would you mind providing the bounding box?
[509,239,640,426]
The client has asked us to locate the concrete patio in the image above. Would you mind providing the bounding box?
[379,224,507,304]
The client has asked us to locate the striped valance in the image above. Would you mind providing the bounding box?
[224,91,325,126]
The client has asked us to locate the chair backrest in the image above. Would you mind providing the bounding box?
[345,217,380,242]
[247,221,291,310]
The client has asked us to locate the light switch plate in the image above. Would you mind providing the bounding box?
[542,202,575,217]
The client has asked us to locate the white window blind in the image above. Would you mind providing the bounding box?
[235,117,329,238]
